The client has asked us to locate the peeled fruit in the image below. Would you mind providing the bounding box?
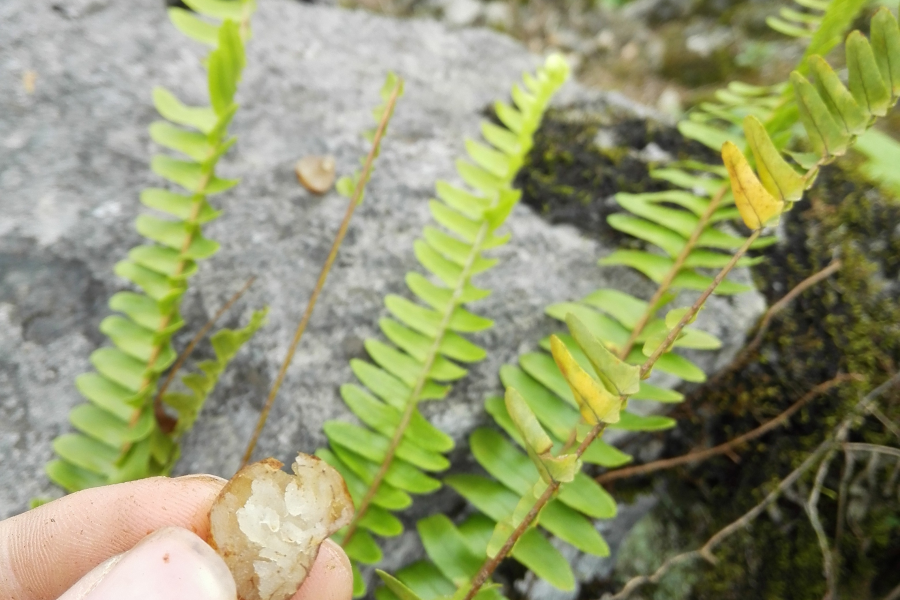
[209,454,354,600]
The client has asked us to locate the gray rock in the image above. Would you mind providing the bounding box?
[483,1,513,30]
[0,0,764,594]
[442,0,483,26]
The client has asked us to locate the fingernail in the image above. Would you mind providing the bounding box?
[59,527,236,600]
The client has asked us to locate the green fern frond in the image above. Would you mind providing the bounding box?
[683,0,867,151]
[382,121,773,600]
[726,7,900,230]
[680,81,786,150]
[315,55,570,596]
[46,1,257,493]
[766,0,832,40]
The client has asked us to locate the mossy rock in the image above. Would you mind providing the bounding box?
[518,106,900,599]
[611,168,899,599]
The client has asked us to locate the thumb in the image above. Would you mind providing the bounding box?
[58,527,236,600]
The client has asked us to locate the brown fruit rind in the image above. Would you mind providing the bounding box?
[209,454,353,600]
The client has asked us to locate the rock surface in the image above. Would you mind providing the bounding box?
[0,0,764,594]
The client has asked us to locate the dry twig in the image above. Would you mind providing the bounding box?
[602,372,900,600]
[596,375,859,484]
[706,260,842,386]
[240,82,402,467]
[153,276,256,431]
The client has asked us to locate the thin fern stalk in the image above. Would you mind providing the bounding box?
[460,228,761,600]
[343,220,491,546]
[132,182,212,429]
[594,374,859,484]
[241,80,403,468]
[618,185,728,359]
[464,421,608,600]
[558,184,729,454]
[641,231,760,376]
[153,275,256,428]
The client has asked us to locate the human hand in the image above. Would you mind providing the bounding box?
[0,475,353,600]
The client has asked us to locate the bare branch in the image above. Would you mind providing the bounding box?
[596,375,859,484]
[865,406,900,443]
[806,444,838,600]
[842,443,900,459]
[154,276,256,432]
[745,260,842,358]
[603,437,835,600]
[705,260,842,388]
[602,372,900,600]
[240,81,403,468]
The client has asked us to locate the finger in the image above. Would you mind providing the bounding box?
[0,475,225,600]
[291,539,353,600]
[58,527,235,600]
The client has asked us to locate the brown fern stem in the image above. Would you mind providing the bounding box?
[640,230,760,378]
[595,374,860,484]
[464,422,608,600]
[153,276,256,433]
[240,82,402,468]
[129,169,215,431]
[561,185,728,453]
[619,185,727,359]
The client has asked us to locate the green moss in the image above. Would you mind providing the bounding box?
[515,109,718,248]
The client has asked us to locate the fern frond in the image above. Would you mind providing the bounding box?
[726,7,900,230]
[378,307,723,599]
[381,7,900,599]
[683,0,867,151]
[46,2,257,493]
[315,55,570,596]
[383,106,776,600]
[854,128,900,197]
[680,81,786,150]
[767,0,831,40]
